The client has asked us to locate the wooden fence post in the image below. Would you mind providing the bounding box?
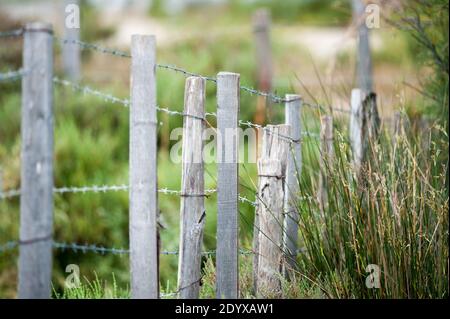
[178,76,206,299]
[252,8,273,125]
[18,22,54,299]
[216,72,240,299]
[129,34,159,299]
[349,88,379,176]
[352,0,373,94]
[318,116,334,213]
[282,95,301,278]
[255,124,290,298]
[62,0,81,81]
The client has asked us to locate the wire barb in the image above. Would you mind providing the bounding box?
[0,28,24,38]
[53,77,130,106]
[54,36,131,58]
[0,185,217,200]
[0,69,26,82]
[53,36,327,106]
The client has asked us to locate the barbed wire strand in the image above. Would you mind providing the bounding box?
[0,28,23,38]
[0,69,25,82]
[0,239,256,257]
[54,77,217,118]
[0,185,217,200]
[53,36,316,104]
[1,31,350,110]
[54,77,320,142]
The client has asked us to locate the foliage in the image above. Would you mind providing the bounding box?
[293,120,448,298]
[392,0,449,122]
[0,0,447,299]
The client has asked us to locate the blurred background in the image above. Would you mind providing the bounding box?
[0,0,448,298]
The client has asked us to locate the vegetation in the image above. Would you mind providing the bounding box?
[0,0,448,298]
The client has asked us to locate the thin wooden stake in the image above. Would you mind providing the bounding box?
[255,124,290,298]
[252,8,273,125]
[349,88,379,176]
[283,94,301,278]
[129,34,159,299]
[178,76,206,299]
[352,0,373,93]
[18,22,54,299]
[216,72,240,299]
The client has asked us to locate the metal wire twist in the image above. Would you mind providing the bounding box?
[0,69,26,82]
[0,28,24,38]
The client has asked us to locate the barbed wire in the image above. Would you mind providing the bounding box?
[53,36,314,105]
[0,239,254,257]
[2,31,354,113]
[54,77,320,142]
[238,120,319,143]
[0,185,217,200]
[54,77,130,106]
[53,184,129,194]
[156,63,217,83]
[54,36,131,58]
[1,186,312,207]
[0,241,18,253]
[0,28,23,38]
[0,69,25,82]
[53,241,129,255]
[238,195,257,207]
[54,77,218,118]
[0,189,21,200]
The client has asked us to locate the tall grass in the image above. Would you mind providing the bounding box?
[293,118,448,298]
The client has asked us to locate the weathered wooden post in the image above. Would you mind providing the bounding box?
[318,116,334,213]
[349,88,379,176]
[62,0,81,81]
[252,8,273,125]
[255,125,290,298]
[216,72,240,299]
[178,76,206,299]
[129,34,159,299]
[352,0,373,94]
[282,94,301,278]
[18,22,54,299]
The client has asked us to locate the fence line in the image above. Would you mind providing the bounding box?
[54,76,218,118]
[0,19,380,299]
[1,29,355,113]
[51,36,311,104]
[0,184,218,200]
[1,239,306,257]
[0,183,257,207]
[53,76,320,144]
[53,77,130,106]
